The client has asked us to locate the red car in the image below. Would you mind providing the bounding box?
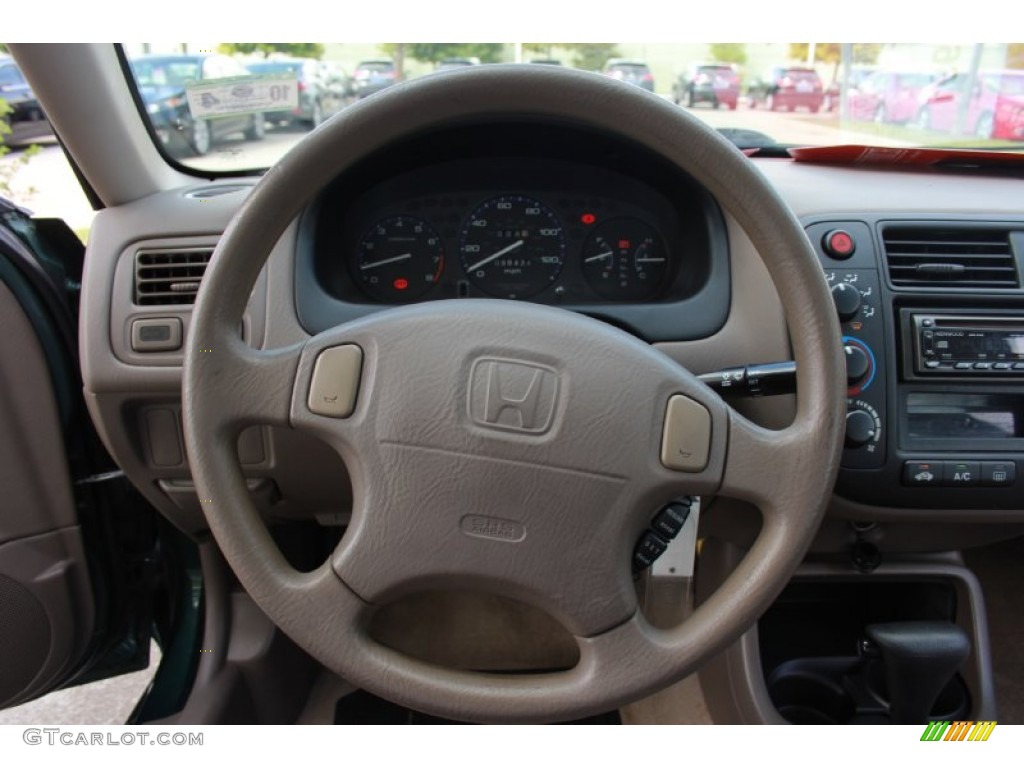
[846,71,937,124]
[747,66,824,112]
[915,69,1024,139]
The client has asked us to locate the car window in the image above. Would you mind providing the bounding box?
[119,43,1024,175]
[0,62,24,87]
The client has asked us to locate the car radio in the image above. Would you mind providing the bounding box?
[911,314,1024,375]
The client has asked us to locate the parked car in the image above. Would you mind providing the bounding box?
[436,57,479,70]
[602,59,655,92]
[353,58,398,98]
[747,66,824,112]
[846,71,938,124]
[246,58,349,128]
[0,54,52,145]
[672,63,740,109]
[823,65,876,112]
[129,54,265,157]
[915,69,1024,139]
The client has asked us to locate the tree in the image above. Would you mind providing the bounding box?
[0,100,40,199]
[217,43,325,60]
[520,43,619,70]
[1008,44,1024,69]
[565,44,619,72]
[384,43,506,66]
[708,43,747,66]
[788,43,881,66]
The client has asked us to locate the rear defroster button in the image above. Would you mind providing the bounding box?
[981,461,1015,486]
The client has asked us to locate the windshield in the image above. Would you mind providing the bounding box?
[120,42,1024,174]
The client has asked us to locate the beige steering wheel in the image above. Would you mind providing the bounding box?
[182,65,845,723]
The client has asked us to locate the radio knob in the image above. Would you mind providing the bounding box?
[831,282,862,321]
[845,409,877,448]
[844,345,871,383]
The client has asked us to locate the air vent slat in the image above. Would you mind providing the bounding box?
[882,226,1019,289]
[135,248,213,305]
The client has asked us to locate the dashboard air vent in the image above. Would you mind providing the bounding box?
[882,226,1019,289]
[134,248,213,305]
[184,183,254,199]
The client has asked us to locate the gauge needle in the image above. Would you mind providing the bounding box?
[360,252,412,270]
[585,251,614,263]
[635,257,666,263]
[465,240,524,272]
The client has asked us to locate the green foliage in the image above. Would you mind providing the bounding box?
[708,43,747,66]
[520,44,620,71]
[217,43,325,60]
[788,43,881,65]
[0,97,40,199]
[384,43,506,65]
[565,44,619,72]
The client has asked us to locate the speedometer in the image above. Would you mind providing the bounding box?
[458,195,565,298]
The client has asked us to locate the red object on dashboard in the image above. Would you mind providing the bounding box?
[789,145,1024,167]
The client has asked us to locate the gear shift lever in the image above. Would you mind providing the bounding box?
[865,621,970,724]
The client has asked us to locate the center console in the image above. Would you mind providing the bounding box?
[804,215,1024,515]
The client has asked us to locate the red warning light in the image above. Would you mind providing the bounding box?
[393,278,409,290]
[581,213,596,225]
[618,239,631,249]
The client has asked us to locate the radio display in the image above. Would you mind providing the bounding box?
[929,330,1024,360]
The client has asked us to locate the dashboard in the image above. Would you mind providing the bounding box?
[75,119,1024,538]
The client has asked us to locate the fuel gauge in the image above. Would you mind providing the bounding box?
[581,218,668,301]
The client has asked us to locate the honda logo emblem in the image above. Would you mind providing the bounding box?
[468,358,559,434]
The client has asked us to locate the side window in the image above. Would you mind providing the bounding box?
[0,63,23,87]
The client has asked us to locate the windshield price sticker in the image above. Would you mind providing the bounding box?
[185,76,298,118]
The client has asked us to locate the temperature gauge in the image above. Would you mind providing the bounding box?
[581,218,668,301]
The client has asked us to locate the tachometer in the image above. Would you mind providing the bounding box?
[458,195,565,298]
[354,215,444,302]
[580,218,668,301]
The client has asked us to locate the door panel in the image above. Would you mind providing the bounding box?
[0,277,95,708]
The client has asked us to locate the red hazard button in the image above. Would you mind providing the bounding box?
[823,229,856,259]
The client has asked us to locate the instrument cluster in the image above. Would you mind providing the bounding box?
[310,155,709,308]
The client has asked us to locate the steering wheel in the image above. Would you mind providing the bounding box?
[182,65,845,723]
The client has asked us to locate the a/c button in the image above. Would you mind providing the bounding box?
[943,461,979,487]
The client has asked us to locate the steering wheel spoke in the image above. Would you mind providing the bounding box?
[183,336,304,434]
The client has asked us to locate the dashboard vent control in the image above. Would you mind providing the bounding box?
[882,226,1019,288]
[134,248,213,305]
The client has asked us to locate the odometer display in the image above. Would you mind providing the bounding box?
[354,215,444,302]
[458,195,566,298]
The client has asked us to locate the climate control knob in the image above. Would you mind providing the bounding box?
[831,282,862,321]
[845,409,877,448]
[844,345,871,384]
